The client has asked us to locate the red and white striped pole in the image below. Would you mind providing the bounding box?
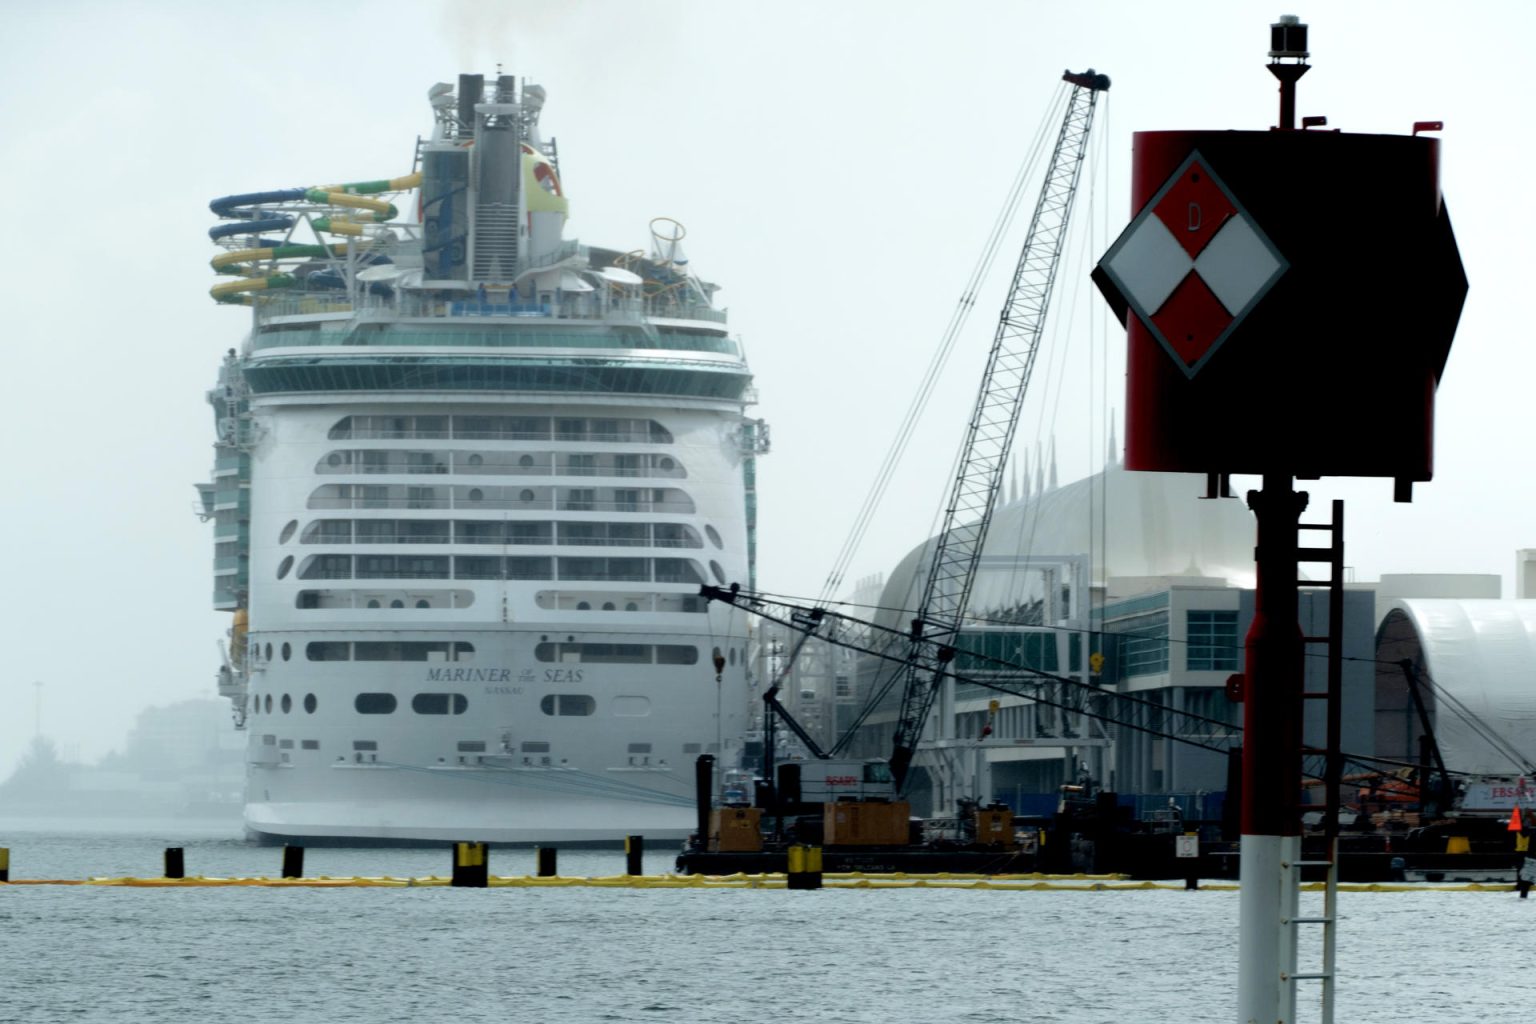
[1238,474,1306,1022]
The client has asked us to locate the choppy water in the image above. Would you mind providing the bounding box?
[0,819,1527,1023]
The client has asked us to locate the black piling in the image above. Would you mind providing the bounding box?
[1517,879,1531,899]
[0,847,8,882]
[281,845,304,879]
[694,753,716,844]
[164,847,185,879]
[624,835,644,876]
[452,841,488,888]
[787,843,823,890]
[536,846,558,877]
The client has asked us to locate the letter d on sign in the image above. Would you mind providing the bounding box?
[1188,202,1202,232]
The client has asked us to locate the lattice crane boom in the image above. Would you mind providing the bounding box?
[889,69,1110,791]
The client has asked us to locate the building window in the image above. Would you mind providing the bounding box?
[1115,610,1170,677]
[1187,610,1240,672]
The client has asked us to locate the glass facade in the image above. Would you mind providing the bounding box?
[1186,610,1240,671]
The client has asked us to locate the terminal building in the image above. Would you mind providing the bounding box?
[831,463,1535,818]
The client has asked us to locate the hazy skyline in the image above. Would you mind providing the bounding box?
[2,1,1531,775]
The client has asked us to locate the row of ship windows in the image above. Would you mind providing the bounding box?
[296,640,701,665]
[306,484,693,513]
[314,450,686,479]
[248,692,573,716]
[259,738,719,768]
[280,518,723,550]
[330,415,673,444]
[279,554,727,586]
[294,589,709,614]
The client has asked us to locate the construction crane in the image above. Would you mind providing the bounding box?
[887,68,1109,791]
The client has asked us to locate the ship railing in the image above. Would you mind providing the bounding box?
[250,329,739,356]
[327,428,674,443]
[320,465,683,480]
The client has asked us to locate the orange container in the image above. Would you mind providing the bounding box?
[975,808,1016,848]
[709,807,764,852]
[824,801,911,846]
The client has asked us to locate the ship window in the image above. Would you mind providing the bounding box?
[709,560,726,585]
[705,525,722,549]
[683,743,702,754]
[279,520,298,544]
[576,601,590,611]
[281,694,292,714]
[354,641,471,662]
[354,694,397,714]
[264,694,273,714]
[352,740,378,750]
[625,602,639,612]
[412,693,469,715]
[467,453,483,467]
[367,599,381,608]
[539,694,596,716]
[518,454,534,468]
[391,599,404,608]
[262,734,276,745]
[306,641,351,661]
[628,743,652,754]
[602,602,616,611]
[520,741,550,753]
[457,740,486,752]
[277,556,294,580]
[519,489,536,502]
[507,556,553,580]
[301,739,319,749]
[657,645,699,665]
[658,457,675,471]
[416,599,430,609]
[728,648,736,666]
[304,694,317,714]
[281,642,291,661]
[468,488,484,502]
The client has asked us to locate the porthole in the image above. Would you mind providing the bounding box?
[576,601,591,611]
[705,525,723,549]
[625,602,639,612]
[281,642,292,662]
[539,694,596,717]
[355,693,398,714]
[659,457,675,471]
[367,599,381,609]
[278,520,298,544]
[468,488,484,502]
[264,694,273,714]
[326,453,343,467]
[602,602,616,611]
[276,555,294,580]
[281,694,292,714]
[304,693,317,714]
[467,453,483,467]
[416,599,430,609]
[518,454,534,468]
[391,599,405,608]
[519,488,535,502]
[264,643,273,662]
[709,560,726,585]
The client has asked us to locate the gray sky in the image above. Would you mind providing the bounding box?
[1,0,1529,776]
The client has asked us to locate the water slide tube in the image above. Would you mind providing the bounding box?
[207,174,421,301]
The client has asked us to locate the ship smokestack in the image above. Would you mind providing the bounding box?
[457,73,484,138]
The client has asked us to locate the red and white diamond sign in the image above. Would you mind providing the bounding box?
[1096,151,1287,377]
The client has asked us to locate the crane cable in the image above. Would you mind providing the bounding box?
[816,82,1071,606]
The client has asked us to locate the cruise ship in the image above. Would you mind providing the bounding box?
[196,73,765,843]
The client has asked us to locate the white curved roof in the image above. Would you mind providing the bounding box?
[1383,599,1536,774]
[874,466,1257,627]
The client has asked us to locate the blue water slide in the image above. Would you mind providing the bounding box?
[208,189,307,240]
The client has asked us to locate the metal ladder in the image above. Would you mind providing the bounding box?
[1292,498,1345,1023]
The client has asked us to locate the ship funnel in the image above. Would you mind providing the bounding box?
[495,73,517,103]
[457,73,484,138]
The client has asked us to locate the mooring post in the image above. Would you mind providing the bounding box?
[786,843,823,890]
[0,847,9,882]
[281,845,304,879]
[624,835,644,876]
[164,847,185,880]
[452,841,488,888]
[536,846,557,877]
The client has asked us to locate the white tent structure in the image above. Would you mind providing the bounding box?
[1374,600,1536,775]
